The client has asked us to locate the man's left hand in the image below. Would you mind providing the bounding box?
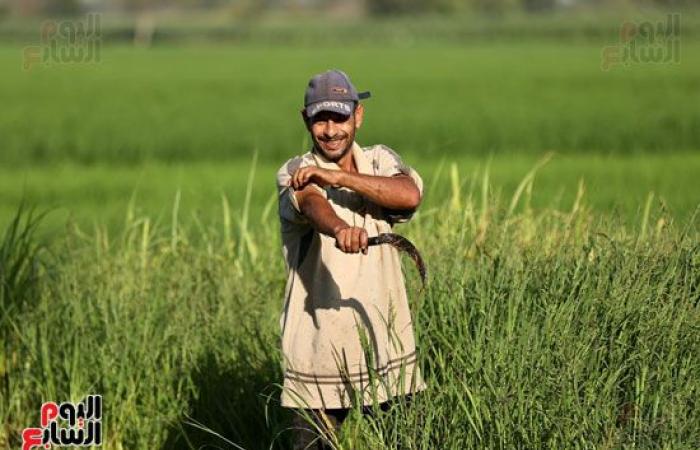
[291,167,342,190]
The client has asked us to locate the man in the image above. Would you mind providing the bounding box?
[276,69,426,449]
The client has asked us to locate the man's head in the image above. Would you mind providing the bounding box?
[301,69,370,162]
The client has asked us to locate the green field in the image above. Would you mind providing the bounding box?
[2,152,700,240]
[2,174,698,449]
[3,41,700,232]
[4,42,700,166]
[1,28,700,449]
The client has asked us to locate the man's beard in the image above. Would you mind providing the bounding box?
[312,131,354,162]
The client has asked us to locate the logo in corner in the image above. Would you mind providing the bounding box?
[22,394,102,449]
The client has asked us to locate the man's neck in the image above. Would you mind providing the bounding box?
[313,142,358,173]
[336,149,357,173]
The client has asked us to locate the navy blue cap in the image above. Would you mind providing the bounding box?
[304,69,371,118]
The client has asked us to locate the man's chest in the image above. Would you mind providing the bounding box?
[325,187,376,225]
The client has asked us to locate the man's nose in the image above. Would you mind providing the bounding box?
[323,119,339,137]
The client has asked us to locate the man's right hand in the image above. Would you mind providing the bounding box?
[333,225,368,254]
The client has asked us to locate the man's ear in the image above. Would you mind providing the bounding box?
[300,109,311,130]
[354,103,364,129]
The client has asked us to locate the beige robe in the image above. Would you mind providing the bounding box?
[276,141,427,410]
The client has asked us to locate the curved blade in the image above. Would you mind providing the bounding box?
[367,233,427,289]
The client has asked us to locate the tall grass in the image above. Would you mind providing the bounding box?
[0,201,48,330]
[0,201,52,442]
[348,166,700,448]
[0,162,698,449]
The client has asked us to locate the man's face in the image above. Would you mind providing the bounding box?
[302,103,364,162]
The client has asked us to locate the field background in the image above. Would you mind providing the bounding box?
[1,4,700,450]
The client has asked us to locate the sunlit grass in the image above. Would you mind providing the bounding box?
[1,152,699,237]
[0,161,697,449]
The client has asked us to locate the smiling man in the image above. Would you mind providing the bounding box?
[276,69,427,448]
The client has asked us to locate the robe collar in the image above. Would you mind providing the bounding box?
[310,141,372,176]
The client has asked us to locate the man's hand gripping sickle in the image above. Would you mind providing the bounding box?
[335,227,429,289]
[332,224,369,255]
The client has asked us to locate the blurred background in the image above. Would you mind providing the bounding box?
[0,0,698,235]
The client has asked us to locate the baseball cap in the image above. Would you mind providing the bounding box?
[304,69,371,118]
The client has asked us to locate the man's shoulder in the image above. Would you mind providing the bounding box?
[361,143,396,154]
[277,151,314,171]
[361,143,404,160]
[360,144,407,174]
[276,152,315,185]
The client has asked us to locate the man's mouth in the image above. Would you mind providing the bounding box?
[321,138,346,151]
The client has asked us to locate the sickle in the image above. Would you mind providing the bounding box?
[367,233,427,289]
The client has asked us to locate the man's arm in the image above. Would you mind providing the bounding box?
[295,184,346,237]
[291,168,420,211]
[336,172,420,210]
[295,184,369,254]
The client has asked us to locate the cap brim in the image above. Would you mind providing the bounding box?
[305,100,354,118]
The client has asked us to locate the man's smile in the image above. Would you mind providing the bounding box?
[317,134,350,156]
[322,138,344,150]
